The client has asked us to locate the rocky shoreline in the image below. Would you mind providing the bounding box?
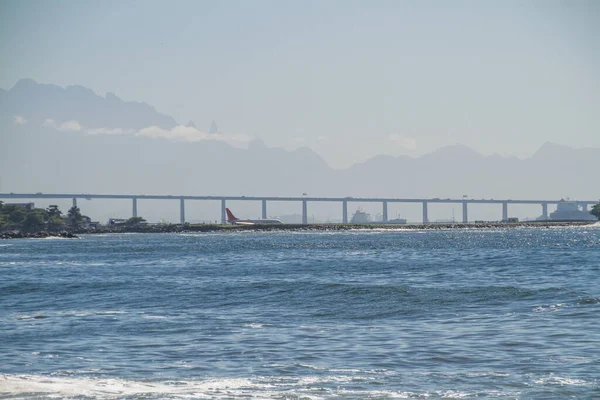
[0,230,78,239]
[2,221,597,239]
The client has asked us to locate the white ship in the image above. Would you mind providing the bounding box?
[350,209,371,224]
[350,209,408,224]
[540,199,596,221]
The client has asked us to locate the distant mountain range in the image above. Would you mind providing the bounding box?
[1,79,598,221]
[0,79,176,129]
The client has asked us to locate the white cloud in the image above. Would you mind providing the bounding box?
[61,120,83,132]
[291,137,306,144]
[317,136,329,141]
[40,119,252,146]
[389,134,417,149]
[13,115,27,125]
[86,127,134,135]
[43,119,82,132]
[136,125,252,145]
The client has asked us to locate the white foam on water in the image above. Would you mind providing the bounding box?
[0,374,530,399]
[244,323,264,328]
[533,303,567,313]
[465,372,510,378]
[94,310,128,315]
[55,261,107,267]
[0,375,264,398]
[420,371,510,379]
[534,375,592,386]
[436,390,471,398]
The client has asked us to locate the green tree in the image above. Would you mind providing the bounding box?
[48,216,66,231]
[8,208,26,225]
[23,212,46,232]
[591,203,600,221]
[67,206,83,227]
[47,205,62,218]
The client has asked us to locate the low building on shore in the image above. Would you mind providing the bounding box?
[3,202,35,211]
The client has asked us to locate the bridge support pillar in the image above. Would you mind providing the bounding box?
[582,203,588,212]
[221,199,226,225]
[342,200,348,224]
[132,197,138,218]
[382,201,388,223]
[262,200,267,219]
[541,202,548,220]
[179,198,185,225]
[72,198,77,209]
[302,200,308,224]
[462,201,468,223]
[422,201,428,224]
[502,202,508,222]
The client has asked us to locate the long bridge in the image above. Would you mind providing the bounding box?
[1,193,597,224]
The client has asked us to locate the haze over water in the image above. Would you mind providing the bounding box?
[1,227,599,399]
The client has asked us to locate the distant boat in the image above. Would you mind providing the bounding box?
[350,209,407,224]
[539,200,596,221]
[386,217,407,224]
[350,209,371,224]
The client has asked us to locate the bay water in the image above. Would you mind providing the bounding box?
[1,226,599,399]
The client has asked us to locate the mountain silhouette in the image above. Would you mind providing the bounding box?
[0,79,176,130]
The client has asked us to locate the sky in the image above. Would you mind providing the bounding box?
[1,0,599,168]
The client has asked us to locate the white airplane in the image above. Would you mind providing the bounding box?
[225,208,282,225]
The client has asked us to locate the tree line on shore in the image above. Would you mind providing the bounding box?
[0,202,146,232]
[0,202,88,232]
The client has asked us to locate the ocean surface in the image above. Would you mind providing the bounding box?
[1,226,599,399]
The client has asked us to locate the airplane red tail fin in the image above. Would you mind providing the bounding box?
[225,208,238,222]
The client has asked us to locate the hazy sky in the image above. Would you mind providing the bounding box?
[1,0,599,168]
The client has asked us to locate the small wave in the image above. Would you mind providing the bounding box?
[534,375,592,386]
[420,371,510,379]
[94,310,128,315]
[577,297,600,305]
[243,323,264,328]
[16,314,48,320]
[14,310,130,320]
[533,303,567,313]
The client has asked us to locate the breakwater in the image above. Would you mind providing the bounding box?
[80,220,597,233]
[0,230,77,239]
[1,221,596,239]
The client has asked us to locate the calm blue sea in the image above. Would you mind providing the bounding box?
[1,227,599,399]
